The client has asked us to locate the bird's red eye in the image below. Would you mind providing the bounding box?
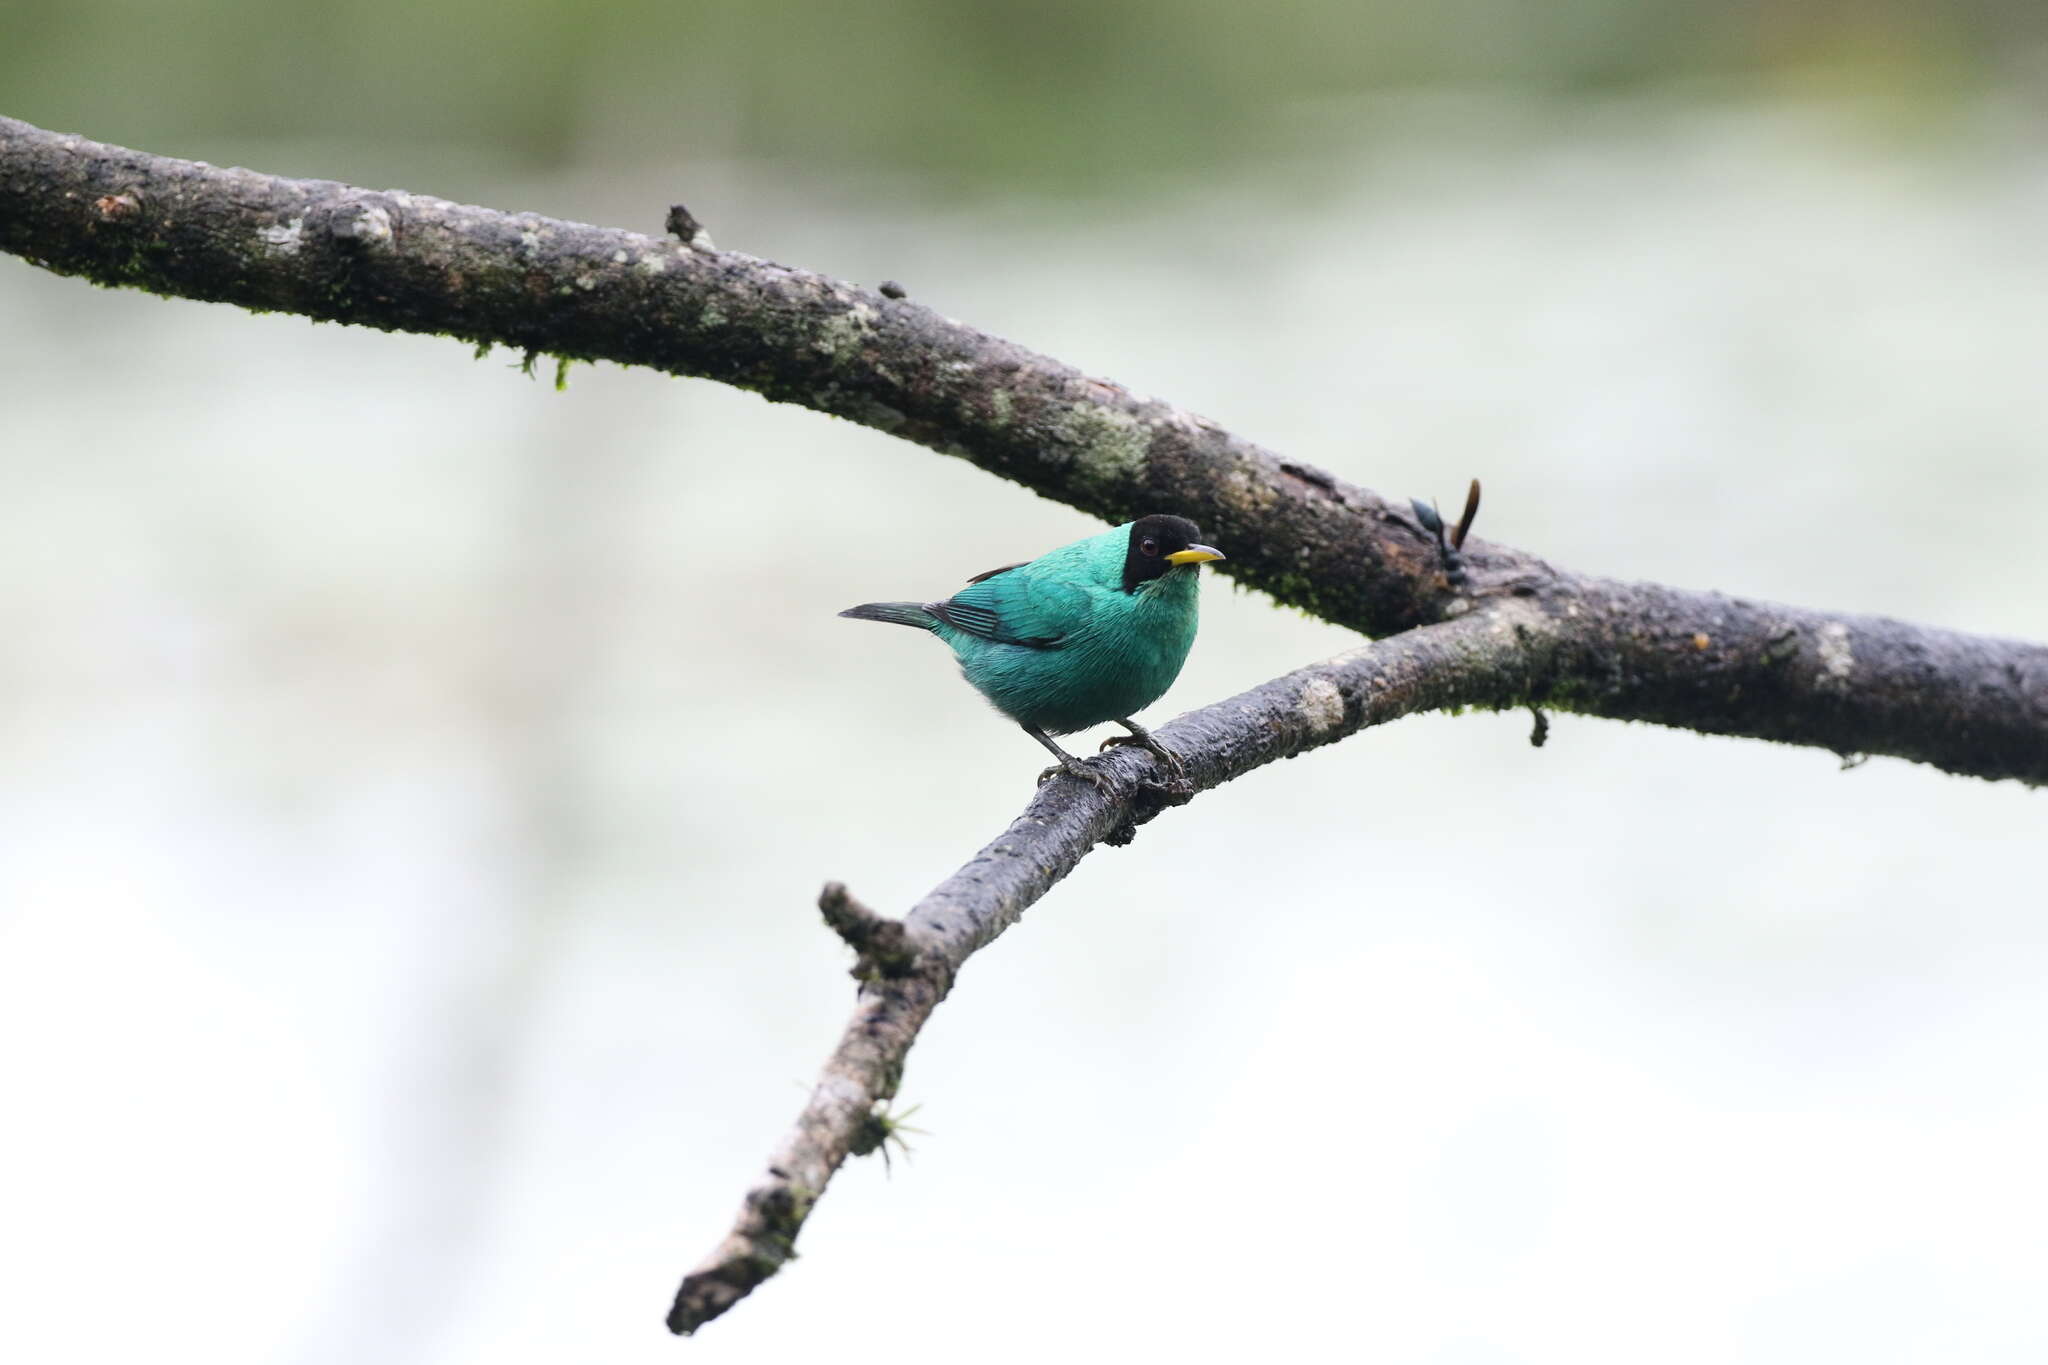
[1140,538,1159,556]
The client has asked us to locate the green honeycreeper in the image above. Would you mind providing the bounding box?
[840,515,1225,787]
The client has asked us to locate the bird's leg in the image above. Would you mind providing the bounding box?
[1099,718,1187,781]
[1024,724,1115,794]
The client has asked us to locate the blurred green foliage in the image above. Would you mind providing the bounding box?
[5,0,2044,195]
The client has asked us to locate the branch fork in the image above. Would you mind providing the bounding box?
[816,882,918,981]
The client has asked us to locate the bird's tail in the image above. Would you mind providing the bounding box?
[837,601,937,630]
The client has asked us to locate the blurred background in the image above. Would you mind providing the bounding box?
[3,4,2046,1362]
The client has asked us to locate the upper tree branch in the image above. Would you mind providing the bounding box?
[3,115,2043,783]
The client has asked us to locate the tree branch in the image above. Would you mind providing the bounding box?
[667,605,1552,1334]
[4,115,2042,784]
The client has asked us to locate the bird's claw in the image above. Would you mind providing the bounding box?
[1037,759,1117,794]
[1099,731,1188,781]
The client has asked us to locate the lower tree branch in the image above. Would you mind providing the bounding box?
[667,605,1552,1334]
[671,570,2048,1332]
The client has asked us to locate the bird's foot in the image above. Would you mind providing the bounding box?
[1098,730,1188,782]
[1037,756,1117,795]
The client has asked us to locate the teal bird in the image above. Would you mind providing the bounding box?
[840,515,1225,787]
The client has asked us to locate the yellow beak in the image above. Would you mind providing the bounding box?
[1166,544,1225,566]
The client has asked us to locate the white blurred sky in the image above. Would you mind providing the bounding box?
[1,91,2044,1364]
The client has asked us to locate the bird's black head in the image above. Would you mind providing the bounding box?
[1122,514,1225,593]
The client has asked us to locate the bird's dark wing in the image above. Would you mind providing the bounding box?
[926,597,1063,647]
[929,567,1093,649]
